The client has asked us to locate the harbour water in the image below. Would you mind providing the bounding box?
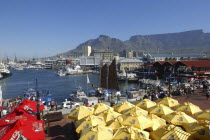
[0,69,139,103]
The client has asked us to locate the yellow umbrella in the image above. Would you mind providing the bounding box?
[147,114,166,131]
[150,124,191,140]
[198,120,210,127]
[98,109,121,124]
[107,117,123,133]
[122,106,148,116]
[79,125,114,140]
[196,109,210,121]
[148,104,174,117]
[93,103,114,115]
[121,112,153,130]
[176,102,202,115]
[112,101,135,113]
[161,111,197,125]
[191,126,210,140]
[67,106,94,120]
[136,99,156,110]
[74,115,106,133]
[157,97,179,107]
[182,122,205,133]
[112,126,150,140]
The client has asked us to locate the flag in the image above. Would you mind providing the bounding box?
[87,74,90,84]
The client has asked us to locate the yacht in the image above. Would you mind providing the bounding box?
[118,70,138,82]
[118,70,127,81]
[0,62,11,78]
[66,65,83,75]
[15,66,24,70]
[57,70,66,76]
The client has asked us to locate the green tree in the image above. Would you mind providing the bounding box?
[168,57,172,61]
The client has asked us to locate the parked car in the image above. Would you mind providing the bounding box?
[62,99,80,109]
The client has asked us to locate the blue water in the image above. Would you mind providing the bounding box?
[0,69,138,103]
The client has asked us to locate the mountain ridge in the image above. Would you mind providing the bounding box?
[58,29,210,57]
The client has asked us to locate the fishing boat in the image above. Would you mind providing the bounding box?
[70,89,88,101]
[93,59,121,105]
[0,62,12,78]
[57,70,66,76]
[118,70,138,82]
[66,65,83,75]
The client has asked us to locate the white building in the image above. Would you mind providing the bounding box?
[44,60,57,69]
[82,46,92,56]
[80,56,101,66]
[117,58,144,71]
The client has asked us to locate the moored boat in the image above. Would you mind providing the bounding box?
[0,62,12,78]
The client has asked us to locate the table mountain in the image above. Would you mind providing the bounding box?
[58,29,210,57]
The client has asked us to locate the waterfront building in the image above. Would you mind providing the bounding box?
[56,59,67,66]
[144,53,210,63]
[80,56,101,66]
[117,58,144,71]
[32,61,45,69]
[91,49,113,61]
[153,60,210,77]
[82,46,92,56]
[120,49,138,58]
[70,58,80,65]
[44,59,57,69]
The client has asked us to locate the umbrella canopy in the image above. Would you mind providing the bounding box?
[162,111,197,125]
[150,124,191,140]
[148,104,174,117]
[198,120,210,127]
[122,106,148,116]
[89,90,96,93]
[67,106,94,120]
[113,126,150,140]
[182,122,205,133]
[15,99,37,113]
[127,87,136,90]
[112,101,135,113]
[79,125,113,140]
[157,97,179,107]
[107,117,123,132]
[102,90,111,94]
[74,115,106,133]
[136,99,156,110]
[176,102,202,115]
[0,108,37,126]
[147,114,166,131]
[43,97,52,102]
[93,103,114,115]
[121,112,153,130]
[191,126,210,140]
[196,109,210,121]
[98,109,121,124]
[0,119,46,140]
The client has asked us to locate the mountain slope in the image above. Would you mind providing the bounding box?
[59,29,210,57]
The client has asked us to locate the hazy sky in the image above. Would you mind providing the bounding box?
[0,0,210,59]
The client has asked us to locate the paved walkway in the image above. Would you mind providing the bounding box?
[173,88,210,110]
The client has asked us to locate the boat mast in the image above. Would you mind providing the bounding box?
[86,74,90,95]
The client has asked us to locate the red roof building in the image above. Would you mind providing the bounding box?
[153,60,210,76]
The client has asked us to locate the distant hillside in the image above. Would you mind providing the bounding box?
[58,29,210,57]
